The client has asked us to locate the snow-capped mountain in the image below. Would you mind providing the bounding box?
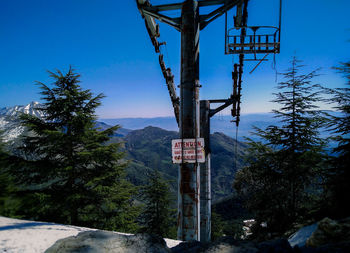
[0,102,44,143]
[0,102,129,145]
[0,101,44,118]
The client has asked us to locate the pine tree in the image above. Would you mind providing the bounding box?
[0,133,10,213]
[234,57,326,234]
[211,211,224,241]
[323,61,350,218]
[139,170,176,238]
[10,67,138,232]
[0,132,20,217]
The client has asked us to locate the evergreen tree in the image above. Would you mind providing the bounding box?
[139,170,176,238]
[234,57,325,235]
[0,132,20,217]
[0,133,10,213]
[10,67,138,232]
[211,211,224,241]
[323,61,350,218]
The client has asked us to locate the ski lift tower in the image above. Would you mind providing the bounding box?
[136,0,247,242]
[136,0,282,242]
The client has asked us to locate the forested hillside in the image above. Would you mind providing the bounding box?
[1,105,247,202]
[120,126,247,201]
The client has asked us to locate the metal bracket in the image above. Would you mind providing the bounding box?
[209,97,238,117]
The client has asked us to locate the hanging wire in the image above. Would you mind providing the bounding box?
[274,0,283,83]
[218,111,223,121]
[272,53,278,83]
[235,124,239,170]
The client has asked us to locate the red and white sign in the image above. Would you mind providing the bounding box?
[171,138,205,164]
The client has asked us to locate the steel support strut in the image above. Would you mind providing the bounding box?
[178,0,201,241]
[200,100,211,242]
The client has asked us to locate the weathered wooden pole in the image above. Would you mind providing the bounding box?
[177,0,201,241]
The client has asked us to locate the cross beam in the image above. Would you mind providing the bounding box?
[137,0,244,31]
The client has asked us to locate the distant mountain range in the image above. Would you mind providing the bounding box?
[101,113,279,140]
[0,102,247,201]
[0,102,280,141]
[101,109,339,141]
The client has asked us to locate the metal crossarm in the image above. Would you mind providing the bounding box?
[137,0,245,31]
[199,0,244,29]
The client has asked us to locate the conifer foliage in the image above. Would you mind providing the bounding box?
[139,170,176,238]
[11,68,138,231]
[0,135,11,214]
[0,133,7,191]
[234,57,325,234]
[0,132,23,217]
[323,61,350,218]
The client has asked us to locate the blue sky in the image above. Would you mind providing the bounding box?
[0,0,349,118]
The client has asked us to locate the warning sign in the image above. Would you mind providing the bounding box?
[171,138,205,164]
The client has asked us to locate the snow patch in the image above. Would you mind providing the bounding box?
[0,216,181,253]
[0,216,95,253]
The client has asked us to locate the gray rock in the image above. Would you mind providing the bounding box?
[204,238,258,253]
[257,239,293,253]
[296,242,350,253]
[45,230,171,253]
[171,240,204,253]
[306,217,350,247]
[172,237,293,253]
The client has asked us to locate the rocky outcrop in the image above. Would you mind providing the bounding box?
[306,217,350,247]
[171,240,204,253]
[45,231,171,253]
[171,237,293,253]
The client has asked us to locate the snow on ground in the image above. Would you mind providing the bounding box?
[0,216,181,253]
[0,216,95,253]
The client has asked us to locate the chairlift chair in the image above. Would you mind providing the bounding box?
[225,0,282,61]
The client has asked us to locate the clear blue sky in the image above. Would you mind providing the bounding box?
[0,0,349,118]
